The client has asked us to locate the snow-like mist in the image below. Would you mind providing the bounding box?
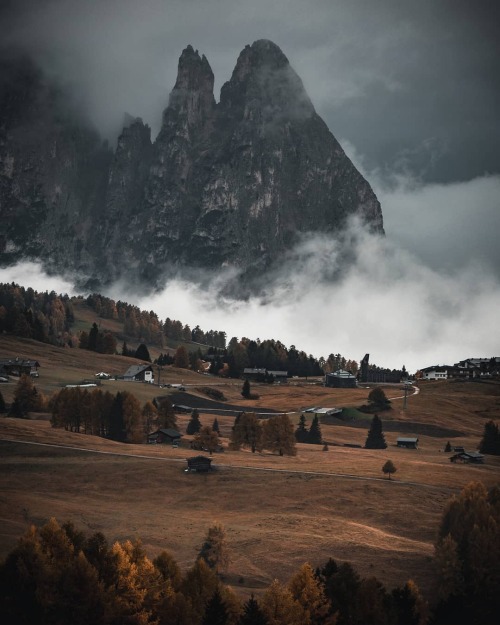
[3,211,500,375]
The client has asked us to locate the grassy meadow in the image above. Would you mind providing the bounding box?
[1,330,500,602]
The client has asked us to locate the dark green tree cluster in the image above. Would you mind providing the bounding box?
[226,337,326,379]
[315,558,426,625]
[433,482,500,625]
[295,414,323,444]
[164,318,226,349]
[79,322,117,354]
[364,415,387,449]
[368,387,391,410]
[479,420,500,455]
[0,282,75,346]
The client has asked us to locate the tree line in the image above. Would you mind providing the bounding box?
[2,481,498,624]
[0,283,76,347]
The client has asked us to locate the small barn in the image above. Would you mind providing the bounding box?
[267,370,288,383]
[242,368,267,381]
[325,370,357,388]
[397,437,419,449]
[124,364,154,383]
[450,451,485,464]
[186,456,213,472]
[148,429,182,445]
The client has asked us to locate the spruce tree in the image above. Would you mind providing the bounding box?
[241,379,251,398]
[364,415,387,449]
[479,420,500,455]
[202,588,229,625]
[212,418,220,435]
[295,414,308,443]
[186,409,202,435]
[308,415,323,444]
[134,343,151,362]
[238,594,269,625]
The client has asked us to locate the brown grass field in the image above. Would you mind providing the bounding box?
[1,332,500,602]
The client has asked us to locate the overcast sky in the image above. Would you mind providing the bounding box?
[1,0,499,372]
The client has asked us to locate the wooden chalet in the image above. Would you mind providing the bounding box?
[148,429,182,445]
[397,437,419,449]
[450,451,485,464]
[325,370,357,388]
[0,358,40,377]
[186,456,213,472]
[123,364,154,383]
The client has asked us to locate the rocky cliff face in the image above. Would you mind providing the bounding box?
[0,41,383,291]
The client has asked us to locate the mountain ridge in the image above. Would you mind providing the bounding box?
[0,40,384,292]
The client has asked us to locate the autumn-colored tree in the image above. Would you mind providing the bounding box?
[157,398,177,430]
[198,523,230,575]
[382,459,397,480]
[194,425,220,455]
[288,563,330,625]
[10,374,43,418]
[262,414,297,456]
[142,400,158,437]
[261,579,305,625]
[174,345,190,369]
[181,558,219,622]
[153,550,183,591]
[122,392,144,443]
[434,481,500,625]
[231,412,263,453]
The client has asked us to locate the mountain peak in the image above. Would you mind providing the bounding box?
[220,39,314,120]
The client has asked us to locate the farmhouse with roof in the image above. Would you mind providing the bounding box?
[325,369,357,388]
[123,364,154,383]
[148,428,182,445]
[450,451,484,464]
[0,358,40,377]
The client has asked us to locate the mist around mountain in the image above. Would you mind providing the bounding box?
[0,40,383,296]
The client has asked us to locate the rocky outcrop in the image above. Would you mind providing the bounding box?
[0,41,383,292]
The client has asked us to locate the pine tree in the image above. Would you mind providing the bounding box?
[186,409,202,435]
[295,414,309,443]
[135,343,151,362]
[88,322,99,351]
[157,398,177,430]
[479,420,500,455]
[364,415,387,449]
[242,379,251,398]
[202,588,229,625]
[212,418,220,435]
[308,415,323,444]
[238,594,269,625]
